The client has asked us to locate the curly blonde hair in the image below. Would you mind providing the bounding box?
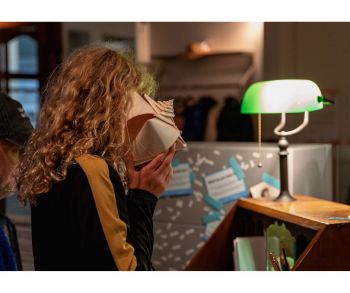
[17,45,156,204]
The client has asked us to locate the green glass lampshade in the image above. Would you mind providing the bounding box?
[241,79,325,114]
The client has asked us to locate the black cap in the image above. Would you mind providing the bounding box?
[0,92,34,147]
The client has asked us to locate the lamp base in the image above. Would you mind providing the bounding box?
[274,190,296,202]
[274,135,295,202]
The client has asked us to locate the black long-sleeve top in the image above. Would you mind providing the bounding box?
[31,154,157,271]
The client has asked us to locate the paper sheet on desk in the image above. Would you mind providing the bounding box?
[250,181,280,200]
[204,168,248,204]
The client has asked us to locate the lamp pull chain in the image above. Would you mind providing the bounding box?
[258,113,263,168]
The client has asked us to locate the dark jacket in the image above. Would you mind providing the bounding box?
[31,154,157,271]
[0,226,16,271]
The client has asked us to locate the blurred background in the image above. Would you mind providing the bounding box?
[1,22,350,270]
[1,22,347,144]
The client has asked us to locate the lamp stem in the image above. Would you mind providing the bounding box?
[274,136,295,202]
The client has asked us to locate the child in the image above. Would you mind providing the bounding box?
[17,45,175,271]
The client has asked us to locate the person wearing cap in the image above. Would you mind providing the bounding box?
[17,46,175,271]
[0,92,33,271]
[0,92,33,199]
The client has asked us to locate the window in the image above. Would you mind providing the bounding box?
[0,35,39,127]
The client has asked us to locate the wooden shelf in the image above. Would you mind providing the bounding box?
[185,195,350,271]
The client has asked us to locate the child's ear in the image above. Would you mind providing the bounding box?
[2,142,21,164]
[8,147,20,164]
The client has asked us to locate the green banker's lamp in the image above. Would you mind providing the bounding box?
[241,79,332,202]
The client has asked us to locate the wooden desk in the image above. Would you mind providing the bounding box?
[185,195,350,271]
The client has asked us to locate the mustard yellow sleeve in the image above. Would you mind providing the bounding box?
[76,154,137,271]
